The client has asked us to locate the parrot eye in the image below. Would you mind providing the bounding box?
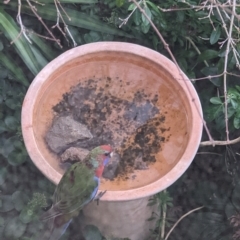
[104,151,110,156]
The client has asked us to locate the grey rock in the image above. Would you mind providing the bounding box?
[103,152,121,180]
[60,147,90,162]
[45,115,93,153]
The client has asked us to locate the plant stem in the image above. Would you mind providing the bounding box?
[185,36,209,67]
[164,206,204,240]
[160,189,167,240]
[222,0,236,142]
[200,136,240,146]
[197,152,222,156]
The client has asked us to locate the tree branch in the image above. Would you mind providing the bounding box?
[160,189,167,240]
[26,0,62,48]
[200,136,240,146]
[164,206,204,240]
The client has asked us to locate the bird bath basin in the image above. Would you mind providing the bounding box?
[21,42,202,240]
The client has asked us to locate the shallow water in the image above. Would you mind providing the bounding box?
[34,53,190,190]
[53,72,190,190]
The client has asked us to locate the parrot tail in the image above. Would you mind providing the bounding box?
[40,205,62,221]
[38,216,72,240]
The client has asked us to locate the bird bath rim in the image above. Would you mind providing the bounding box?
[21,42,202,201]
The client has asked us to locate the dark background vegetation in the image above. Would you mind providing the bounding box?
[0,0,240,239]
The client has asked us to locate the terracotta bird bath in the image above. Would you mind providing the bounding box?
[21,42,202,240]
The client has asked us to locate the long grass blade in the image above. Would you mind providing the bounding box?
[28,33,58,61]
[2,2,133,38]
[41,0,98,3]
[0,52,28,86]
[0,8,41,75]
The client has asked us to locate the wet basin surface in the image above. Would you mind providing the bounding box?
[33,52,190,191]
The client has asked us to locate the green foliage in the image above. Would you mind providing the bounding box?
[4,216,27,239]
[20,193,47,224]
[83,224,131,240]
[0,66,54,239]
[205,85,240,132]
[0,0,134,78]
[0,187,52,239]
[210,26,221,45]
[0,64,28,166]
[147,190,173,239]
[0,8,46,75]
[0,195,15,213]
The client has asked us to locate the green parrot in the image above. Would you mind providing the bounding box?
[40,145,113,240]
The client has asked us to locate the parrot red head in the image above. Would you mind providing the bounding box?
[100,145,112,154]
[94,145,113,178]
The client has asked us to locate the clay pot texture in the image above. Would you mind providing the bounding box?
[21,42,202,240]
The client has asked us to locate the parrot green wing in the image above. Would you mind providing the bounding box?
[53,162,98,215]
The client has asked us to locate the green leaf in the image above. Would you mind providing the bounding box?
[0,167,7,185]
[0,66,8,78]
[218,48,226,57]
[28,33,58,61]
[0,123,7,134]
[83,225,102,240]
[227,106,235,118]
[197,50,219,62]
[233,117,240,129]
[152,35,159,50]
[141,5,151,26]
[128,3,135,11]
[0,40,3,51]
[4,216,26,239]
[7,149,27,166]
[210,97,222,104]
[133,9,141,26]
[19,207,34,224]
[235,85,240,92]
[141,22,150,34]
[12,191,29,212]
[176,11,185,23]
[5,98,17,110]
[200,66,221,87]
[41,0,98,3]
[84,31,102,43]
[178,58,188,72]
[102,33,114,41]
[0,217,4,227]
[210,26,221,45]
[146,1,160,14]
[4,3,133,38]
[116,0,125,7]
[29,44,48,70]
[228,88,240,98]
[0,9,41,75]
[205,105,223,122]
[0,195,14,212]
[230,99,238,109]
[4,116,18,130]
[0,137,15,157]
[0,52,28,86]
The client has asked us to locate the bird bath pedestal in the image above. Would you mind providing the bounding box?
[21,42,202,240]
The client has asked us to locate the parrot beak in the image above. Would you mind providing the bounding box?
[110,152,114,158]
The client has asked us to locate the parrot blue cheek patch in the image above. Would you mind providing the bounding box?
[103,158,110,166]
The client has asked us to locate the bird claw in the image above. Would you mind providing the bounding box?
[94,190,107,205]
